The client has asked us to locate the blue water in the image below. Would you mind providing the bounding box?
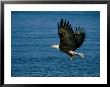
[11,11,100,77]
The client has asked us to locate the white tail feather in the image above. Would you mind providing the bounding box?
[78,53,84,58]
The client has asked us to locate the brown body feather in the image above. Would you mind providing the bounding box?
[58,19,86,57]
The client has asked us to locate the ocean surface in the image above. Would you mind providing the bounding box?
[11,11,100,77]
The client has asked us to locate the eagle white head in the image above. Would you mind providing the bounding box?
[50,45,59,49]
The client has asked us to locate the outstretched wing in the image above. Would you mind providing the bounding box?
[74,27,86,48]
[58,19,78,51]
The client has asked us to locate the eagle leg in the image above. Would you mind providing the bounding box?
[69,50,84,58]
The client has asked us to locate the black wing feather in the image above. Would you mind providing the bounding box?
[58,19,78,51]
[74,27,86,48]
[58,19,86,52]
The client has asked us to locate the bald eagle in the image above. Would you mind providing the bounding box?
[51,19,86,59]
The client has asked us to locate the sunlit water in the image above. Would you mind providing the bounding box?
[11,11,100,77]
